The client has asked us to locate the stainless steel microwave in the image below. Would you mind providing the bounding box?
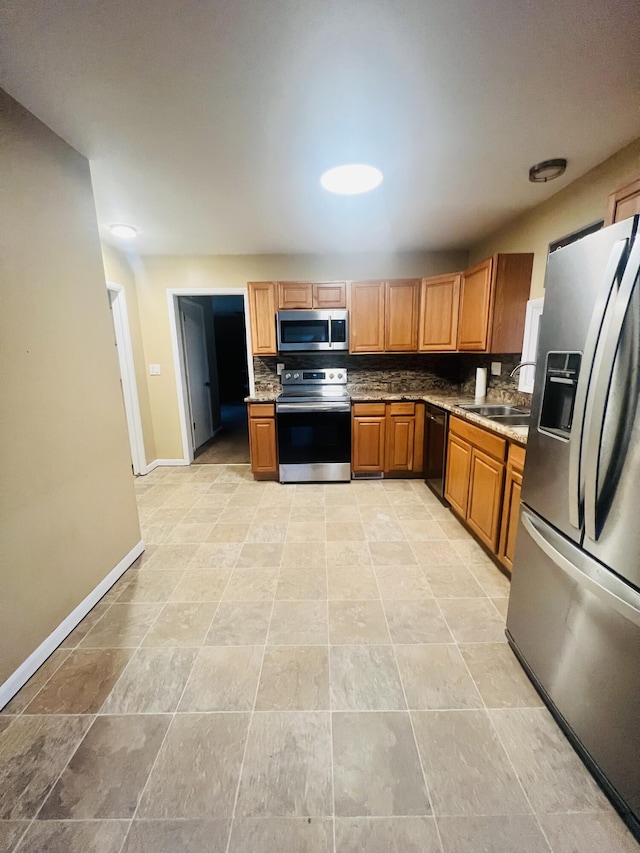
[276,310,349,352]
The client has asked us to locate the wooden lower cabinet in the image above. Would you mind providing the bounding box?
[444,433,472,517]
[352,402,424,475]
[352,414,386,472]
[248,404,278,479]
[467,448,505,551]
[498,443,526,572]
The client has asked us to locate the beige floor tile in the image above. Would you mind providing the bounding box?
[205,602,272,645]
[228,493,263,507]
[384,600,453,644]
[335,816,441,853]
[0,716,93,819]
[25,649,132,715]
[140,523,176,545]
[363,520,406,541]
[332,711,430,816]
[40,715,170,819]
[256,505,293,521]
[413,540,461,566]
[169,569,230,601]
[490,708,610,813]
[79,603,162,648]
[246,522,288,542]
[538,811,639,853]
[0,821,29,853]
[467,560,511,597]
[395,504,435,521]
[276,566,327,600]
[269,601,328,645]
[100,648,197,714]
[165,523,214,544]
[375,565,433,599]
[59,601,113,648]
[236,712,332,816]
[138,713,249,818]
[329,601,390,644]
[491,598,509,619]
[255,646,329,711]
[437,815,551,853]
[395,645,483,710]
[148,507,189,524]
[218,506,258,523]
[141,602,217,647]
[286,522,326,542]
[355,490,390,506]
[451,538,495,566]
[121,820,230,853]
[422,564,486,598]
[436,517,473,540]
[235,543,283,567]
[138,544,199,571]
[115,571,184,602]
[358,505,397,523]
[411,710,530,816]
[369,541,417,566]
[178,646,262,711]
[222,567,279,601]
[400,520,448,540]
[182,507,224,523]
[206,523,250,543]
[282,543,327,568]
[386,491,425,507]
[438,599,507,643]
[326,541,371,568]
[330,645,405,711]
[327,564,379,599]
[325,504,361,520]
[459,644,542,709]
[1,649,71,714]
[229,818,333,853]
[15,820,129,853]
[190,543,242,569]
[326,521,366,541]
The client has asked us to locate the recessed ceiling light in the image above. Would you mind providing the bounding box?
[109,223,138,239]
[529,159,567,183]
[320,164,383,195]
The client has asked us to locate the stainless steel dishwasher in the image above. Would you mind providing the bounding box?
[424,402,450,505]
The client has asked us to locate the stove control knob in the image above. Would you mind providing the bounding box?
[293,373,300,379]
[285,373,291,380]
[337,372,343,379]
[329,372,334,379]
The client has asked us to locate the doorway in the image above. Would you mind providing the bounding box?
[169,288,254,464]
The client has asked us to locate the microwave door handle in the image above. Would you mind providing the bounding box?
[583,238,640,542]
[567,239,628,529]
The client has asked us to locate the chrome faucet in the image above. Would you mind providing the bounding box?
[510,361,536,377]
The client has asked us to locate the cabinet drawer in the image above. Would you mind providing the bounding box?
[449,416,506,462]
[388,402,415,416]
[507,442,526,471]
[353,402,386,417]
[248,403,275,417]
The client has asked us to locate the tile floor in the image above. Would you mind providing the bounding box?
[0,464,637,852]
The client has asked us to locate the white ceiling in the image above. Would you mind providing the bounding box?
[2,0,640,256]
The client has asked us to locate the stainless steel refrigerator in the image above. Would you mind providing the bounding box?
[507,215,640,838]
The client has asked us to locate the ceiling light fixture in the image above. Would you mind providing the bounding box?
[529,159,567,183]
[109,223,138,239]
[320,164,383,195]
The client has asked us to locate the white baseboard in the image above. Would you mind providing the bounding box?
[0,538,145,711]
[142,458,188,474]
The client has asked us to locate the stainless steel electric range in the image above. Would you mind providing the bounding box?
[275,368,351,483]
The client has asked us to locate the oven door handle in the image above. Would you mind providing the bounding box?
[276,402,351,414]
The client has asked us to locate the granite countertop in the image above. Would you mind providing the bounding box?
[246,389,529,445]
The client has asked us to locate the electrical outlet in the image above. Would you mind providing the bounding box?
[491,362,502,376]
[149,364,161,375]
[276,363,285,375]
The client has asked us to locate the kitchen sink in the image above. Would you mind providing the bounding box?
[486,414,531,426]
[458,404,529,416]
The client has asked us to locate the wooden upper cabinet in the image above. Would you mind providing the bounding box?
[278,282,313,310]
[419,273,461,351]
[458,254,533,353]
[349,281,385,353]
[248,282,277,355]
[313,282,347,308]
[458,259,493,351]
[605,174,640,225]
[385,280,420,352]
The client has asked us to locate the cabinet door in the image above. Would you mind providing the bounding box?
[313,282,347,308]
[385,415,416,472]
[606,175,640,225]
[498,466,522,573]
[278,282,313,309]
[349,282,385,353]
[248,282,278,355]
[385,279,420,351]
[249,417,277,475]
[467,447,505,551]
[458,259,493,351]
[445,433,472,518]
[352,417,386,472]
[419,274,460,351]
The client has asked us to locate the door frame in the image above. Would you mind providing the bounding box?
[167,287,256,464]
[106,281,147,474]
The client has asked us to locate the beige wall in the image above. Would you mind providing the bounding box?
[470,137,640,297]
[135,250,469,459]
[0,90,141,686]
[102,243,157,462]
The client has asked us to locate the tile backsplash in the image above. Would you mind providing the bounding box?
[254,353,532,406]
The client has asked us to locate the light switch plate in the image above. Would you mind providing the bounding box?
[149,364,161,375]
[490,361,502,376]
[276,363,285,375]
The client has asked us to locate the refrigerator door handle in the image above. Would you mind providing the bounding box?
[567,239,628,529]
[521,507,640,628]
[583,237,640,542]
